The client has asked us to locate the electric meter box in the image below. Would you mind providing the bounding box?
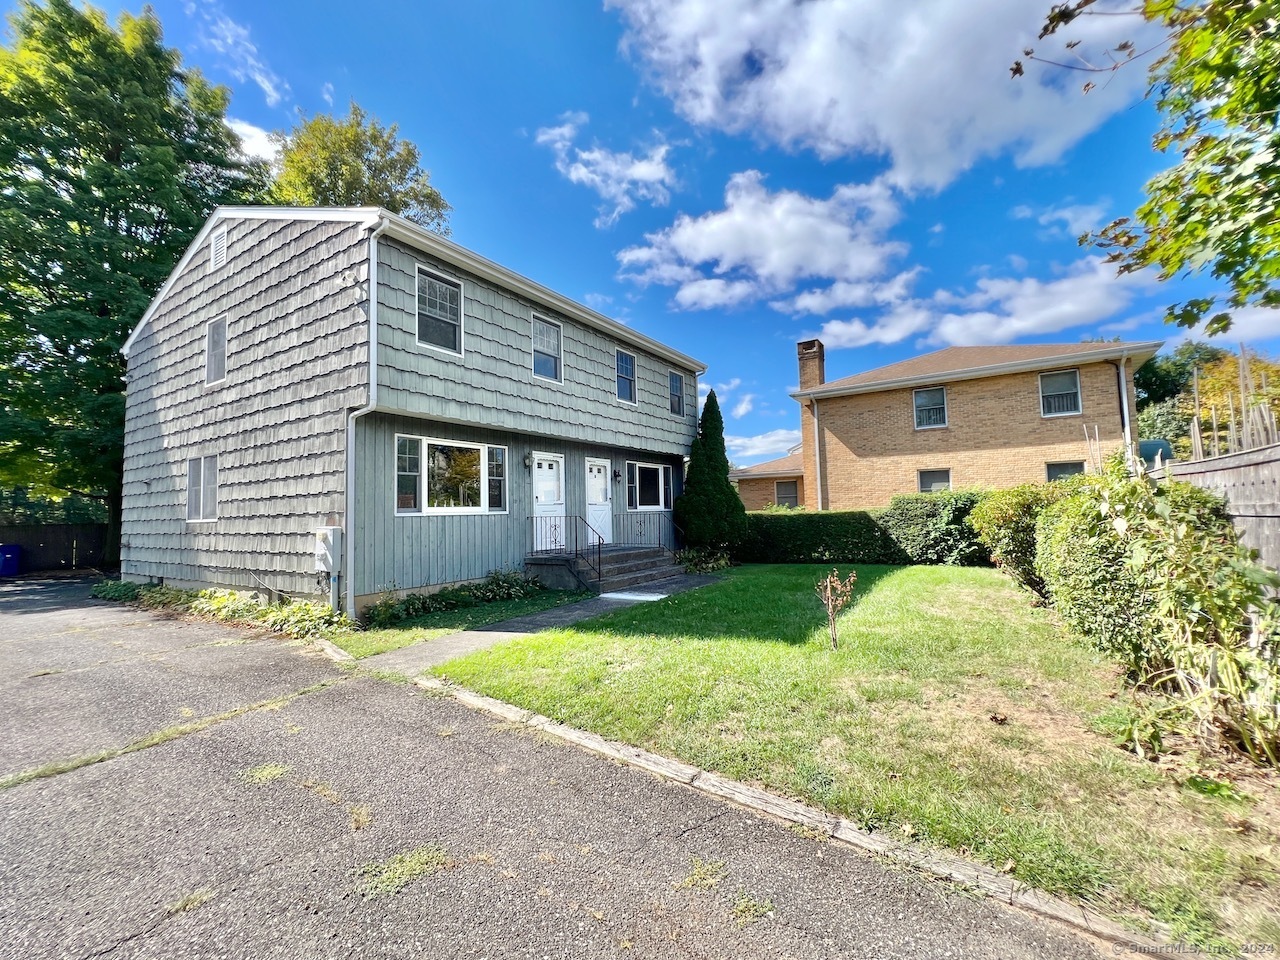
[315,526,342,574]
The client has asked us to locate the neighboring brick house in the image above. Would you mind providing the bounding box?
[729,447,805,510]
[781,338,1159,510]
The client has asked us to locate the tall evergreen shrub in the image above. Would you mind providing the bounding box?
[674,391,747,551]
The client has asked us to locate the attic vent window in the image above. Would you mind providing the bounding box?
[209,226,228,270]
[205,317,226,384]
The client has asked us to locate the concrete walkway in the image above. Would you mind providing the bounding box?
[359,573,720,675]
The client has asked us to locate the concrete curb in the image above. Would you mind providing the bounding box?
[410,674,1164,954]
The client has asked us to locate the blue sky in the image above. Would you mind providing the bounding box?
[52,0,1280,462]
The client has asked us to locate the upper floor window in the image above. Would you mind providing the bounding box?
[416,267,463,355]
[669,371,685,415]
[1040,369,1081,417]
[774,480,799,508]
[187,455,218,522]
[209,226,227,270]
[913,386,947,429]
[918,468,951,493]
[617,350,637,404]
[205,317,227,385]
[396,435,507,515]
[532,316,562,382]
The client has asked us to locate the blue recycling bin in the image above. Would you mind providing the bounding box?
[0,544,20,577]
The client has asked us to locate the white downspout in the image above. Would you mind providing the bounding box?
[343,215,389,615]
[812,398,824,511]
[1116,352,1134,469]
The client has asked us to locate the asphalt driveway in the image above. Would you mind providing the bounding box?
[0,577,1103,959]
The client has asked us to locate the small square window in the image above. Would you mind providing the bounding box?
[774,480,799,508]
[913,386,947,429]
[1040,369,1081,417]
[532,317,561,382]
[617,350,637,403]
[669,371,685,415]
[416,268,463,355]
[205,317,226,384]
[918,469,951,493]
[1046,461,1085,482]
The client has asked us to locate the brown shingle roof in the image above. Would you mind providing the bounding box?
[729,450,803,478]
[803,341,1162,396]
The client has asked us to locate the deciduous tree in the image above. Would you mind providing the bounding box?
[1018,1,1280,335]
[270,102,450,233]
[0,0,266,557]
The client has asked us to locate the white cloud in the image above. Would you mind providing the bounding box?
[1197,306,1280,345]
[186,0,290,107]
[226,118,278,164]
[714,377,741,393]
[774,268,921,316]
[619,170,904,309]
[814,257,1152,348]
[1013,199,1109,236]
[732,394,756,418]
[321,82,334,106]
[725,429,803,459]
[536,112,677,228]
[608,0,1155,189]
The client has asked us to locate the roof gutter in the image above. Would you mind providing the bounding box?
[343,214,389,616]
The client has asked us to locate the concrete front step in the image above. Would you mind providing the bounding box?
[595,564,685,593]
[590,556,680,579]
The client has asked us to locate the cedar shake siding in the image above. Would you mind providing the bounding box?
[374,237,696,456]
[121,216,370,593]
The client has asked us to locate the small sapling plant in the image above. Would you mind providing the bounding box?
[815,568,858,650]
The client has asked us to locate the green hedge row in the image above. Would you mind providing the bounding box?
[734,492,990,566]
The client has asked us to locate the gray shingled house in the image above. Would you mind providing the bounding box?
[119,207,704,613]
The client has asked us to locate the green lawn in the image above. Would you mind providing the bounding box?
[334,589,589,659]
[436,564,1280,948]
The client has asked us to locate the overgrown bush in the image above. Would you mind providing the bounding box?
[134,584,198,610]
[735,510,907,564]
[877,491,989,566]
[970,479,1086,597]
[362,570,545,629]
[676,547,731,574]
[90,579,141,602]
[189,589,262,621]
[258,598,356,639]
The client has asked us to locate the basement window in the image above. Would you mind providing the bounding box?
[918,469,951,494]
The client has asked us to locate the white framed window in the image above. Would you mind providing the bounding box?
[774,479,799,508]
[205,317,227,385]
[616,349,637,404]
[415,266,463,356]
[396,435,507,515]
[918,468,951,493]
[913,386,947,429]
[209,226,228,270]
[669,371,685,416]
[626,461,673,511]
[1046,461,1085,482]
[186,455,218,522]
[531,315,562,383]
[1040,369,1081,417]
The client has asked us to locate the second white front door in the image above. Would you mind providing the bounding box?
[584,457,612,545]
[532,452,566,551]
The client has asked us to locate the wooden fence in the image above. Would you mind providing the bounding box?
[1160,442,1280,571]
[0,523,110,573]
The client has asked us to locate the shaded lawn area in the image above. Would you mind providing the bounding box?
[335,589,590,659]
[436,564,1280,949]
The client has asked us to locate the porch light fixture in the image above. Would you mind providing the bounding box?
[523,453,533,469]
[612,469,622,483]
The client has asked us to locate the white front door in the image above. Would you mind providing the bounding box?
[532,452,566,551]
[584,458,613,545]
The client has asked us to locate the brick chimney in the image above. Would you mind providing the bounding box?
[797,339,825,390]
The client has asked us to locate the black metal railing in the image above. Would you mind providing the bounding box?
[529,515,604,582]
[613,510,678,557]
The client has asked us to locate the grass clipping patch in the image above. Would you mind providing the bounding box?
[359,845,451,898]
